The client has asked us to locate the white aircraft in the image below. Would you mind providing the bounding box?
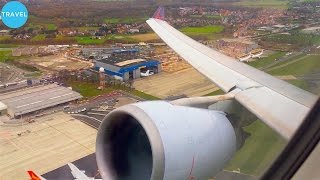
[141,69,154,77]
[94,7,318,180]
[68,163,102,180]
[238,54,252,62]
[250,49,264,58]
[27,163,101,180]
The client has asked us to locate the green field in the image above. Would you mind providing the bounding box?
[226,120,286,175]
[47,24,57,30]
[31,34,46,41]
[130,90,161,100]
[68,81,160,100]
[268,55,320,76]
[0,44,18,48]
[247,52,286,69]
[0,36,11,42]
[204,89,224,96]
[180,25,224,35]
[180,25,225,40]
[234,0,289,9]
[262,33,320,50]
[0,50,13,62]
[104,17,148,24]
[75,36,106,45]
[69,82,114,98]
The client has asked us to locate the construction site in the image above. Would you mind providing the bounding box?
[23,54,92,72]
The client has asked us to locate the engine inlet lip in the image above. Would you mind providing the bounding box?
[96,104,165,180]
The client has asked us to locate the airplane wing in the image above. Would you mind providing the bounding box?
[146,18,318,140]
[68,163,102,180]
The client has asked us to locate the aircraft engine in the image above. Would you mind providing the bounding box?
[96,101,236,180]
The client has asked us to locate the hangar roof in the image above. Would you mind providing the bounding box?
[0,101,7,111]
[0,84,82,117]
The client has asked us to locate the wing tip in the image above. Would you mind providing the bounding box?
[152,6,165,20]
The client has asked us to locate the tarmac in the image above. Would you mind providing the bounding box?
[42,153,101,180]
[133,68,218,98]
[0,112,97,180]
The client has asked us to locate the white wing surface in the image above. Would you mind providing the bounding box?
[147,18,318,139]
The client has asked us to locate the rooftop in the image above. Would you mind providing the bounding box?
[0,101,7,111]
[97,55,154,68]
[0,84,82,117]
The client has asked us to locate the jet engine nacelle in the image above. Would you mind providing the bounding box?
[96,101,236,180]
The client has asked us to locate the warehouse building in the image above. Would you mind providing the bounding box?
[95,55,161,81]
[82,47,139,59]
[0,84,82,118]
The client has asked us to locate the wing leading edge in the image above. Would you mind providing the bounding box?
[146,18,318,139]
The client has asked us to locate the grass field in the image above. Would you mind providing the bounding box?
[47,24,57,30]
[181,25,224,35]
[130,89,161,100]
[129,33,160,42]
[104,17,148,24]
[75,36,106,45]
[262,33,320,50]
[180,25,225,40]
[234,0,289,9]
[68,81,160,100]
[0,44,18,48]
[0,50,13,62]
[204,89,224,96]
[248,52,286,69]
[0,36,11,42]
[31,34,46,41]
[68,82,114,98]
[268,55,320,76]
[226,120,286,175]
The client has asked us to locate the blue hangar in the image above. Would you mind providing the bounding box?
[94,55,161,81]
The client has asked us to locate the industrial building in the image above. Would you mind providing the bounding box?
[81,47,139,59]
[0,84,82,118]
[0,102,7,116]
[95,55,161,81]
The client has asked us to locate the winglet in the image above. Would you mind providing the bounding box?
[27,171,45,180]
[152,6,165,20]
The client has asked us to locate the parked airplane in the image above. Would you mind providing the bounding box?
[94,7,318,180]
[141,69,154,77]
[237,53,252,62]
[250,49,264,58]
[27,163,101,180]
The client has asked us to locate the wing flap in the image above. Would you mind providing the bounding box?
[235,87,310,139]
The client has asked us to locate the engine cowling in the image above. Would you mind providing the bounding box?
[96,101,236,180]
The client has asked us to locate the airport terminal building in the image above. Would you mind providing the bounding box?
[95,55,161,81]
